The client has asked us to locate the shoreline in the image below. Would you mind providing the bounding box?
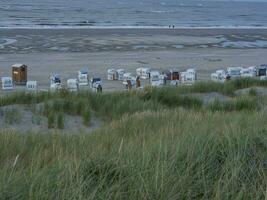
[2,26,267,29]
[2,27,267,37]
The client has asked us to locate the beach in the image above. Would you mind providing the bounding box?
[1,28,267,91]
[1,0,267,197]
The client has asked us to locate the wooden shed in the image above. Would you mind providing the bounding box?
[170,69,180,80]
[12,64,27,85]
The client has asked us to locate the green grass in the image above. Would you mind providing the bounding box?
[82,107,91,126]
[208,96,260,112]
[148,78,267,96]
[0,109,266,199]
[0,78,266,106]
[249,88,258,96]
[56,112,64,129]
[47,112,55,129]
[140,87,203,109]
[0,81,266,199]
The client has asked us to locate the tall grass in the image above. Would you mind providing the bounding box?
[57,113,64,129]
[143,78,267,96]
[0,82,266,199]
[140,87,203,109]
[0,109,266,199]
[0,78,266,107]
[188,78,267,95]
[249,88,257,96]
[42,98,91,128]
[208,96,260,112]
[82,107,91,126]
[0,78,265,116]
[47,112,55,129]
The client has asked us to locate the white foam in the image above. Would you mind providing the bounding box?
[1,25,267,30]
[221,40,267,48]
[150,10,169,13]
[0,38,17,49]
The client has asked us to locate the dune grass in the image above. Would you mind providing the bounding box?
[56,112,65,129]
[47,111,55,129]
[176,78,267,95]
[82,107,91,126]
[0,109,266,199]
[208,96,260,112]
[0,78,266,107]
[0,80,266,199]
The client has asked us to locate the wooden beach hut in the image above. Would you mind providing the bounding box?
[170,69,180,81]
[12,64,27,85]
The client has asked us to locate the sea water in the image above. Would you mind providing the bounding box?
[0,0,267,28]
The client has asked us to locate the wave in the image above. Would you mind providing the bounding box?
[1,25,267,30]
[150,10,170,13]
[1,0,267,31]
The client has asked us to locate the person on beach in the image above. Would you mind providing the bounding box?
[97,84,102,93]
[136,76,141,88]
[126,80,132,90]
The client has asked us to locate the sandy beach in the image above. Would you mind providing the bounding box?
[1,28,267,92]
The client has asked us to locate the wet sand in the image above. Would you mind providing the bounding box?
[0,28,267,92]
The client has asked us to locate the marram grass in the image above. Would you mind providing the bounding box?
[0,82,266,199]
[0,109,266,199]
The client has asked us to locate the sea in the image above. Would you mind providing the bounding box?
[0,0,267,29]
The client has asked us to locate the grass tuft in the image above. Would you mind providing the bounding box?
[47,112,55,129]
[56,112,65,129]
[0,109,266,199]
[82,107,91,126]
[249,88,257,96]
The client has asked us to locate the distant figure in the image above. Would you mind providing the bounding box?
[169,25,171,29]
[136,76,141,88]
[97,84,102,93]
[173,25,175,29]
[226,74,231,81]
[127,80,132,90]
